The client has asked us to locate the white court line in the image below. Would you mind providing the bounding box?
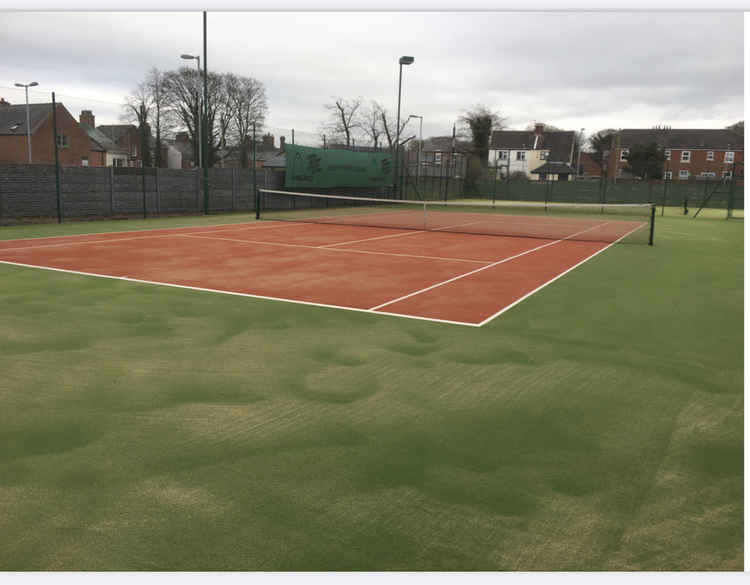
[0,218,296,244]
[176,233,489,264]
[0,220,309,251]
[368,221,611,311]
[476,222,648,326]
[0,259,479,327]
[317,217,499,248]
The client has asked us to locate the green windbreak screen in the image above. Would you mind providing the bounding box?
[284,144,393,188]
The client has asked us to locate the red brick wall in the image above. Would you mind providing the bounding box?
[607,145,743,180]
[579,152,602,177]
[0,104,92,165]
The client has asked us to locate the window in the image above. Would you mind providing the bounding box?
[664,150,671,160]
[56,134,68,148]
[725,151,735,163]
[516,151,526,161]
[700,171,716,178]
[620,149,628,161]
[81,158,88,167]
[497,150,508,161]
[539,151,549,160]
[434,152,442,165]
[681,151,690,162]
[679,170,690,180]
[664,171,673,180]
[706,151,714,161]
[722,170,733,179]
[113,158,124,167]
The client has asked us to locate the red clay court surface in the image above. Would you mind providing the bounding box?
[0,217,646,327]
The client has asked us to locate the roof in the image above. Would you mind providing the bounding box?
[530,161,577,175]
[263,152,287,168]
[491,129,576,161]
[80,123,128,154]
[615,129,743,150]
[0,103,53,135]
[97,124,137,143]
[422,136,472,153]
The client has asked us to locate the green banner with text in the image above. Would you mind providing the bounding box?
[284,144,393,189]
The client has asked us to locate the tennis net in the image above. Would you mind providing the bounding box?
[256,189,655,245]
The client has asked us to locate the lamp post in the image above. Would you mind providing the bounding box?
[14,81,39,163]
[394,56,414,198]
[408,114,423,183]
[180,54,202,168]
[576,128,584,181]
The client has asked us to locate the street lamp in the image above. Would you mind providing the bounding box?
[394,56,414,198]
[181,53,202,168]
[14,81,39,163]
[408,114,423,183]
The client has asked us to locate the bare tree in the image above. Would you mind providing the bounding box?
[145,68,173,168]
[375,103,409,152]
[459,104,506,168]
[162,67,224,167]
[323,97,362,147]
[225,73,268,167]
[360,101,385,148]
[122,79,153,166]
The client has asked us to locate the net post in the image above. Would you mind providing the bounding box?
[649,204,655,246]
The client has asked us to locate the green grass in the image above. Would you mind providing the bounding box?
[0,212,743,570]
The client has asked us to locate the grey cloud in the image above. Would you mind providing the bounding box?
[0,11,742,141]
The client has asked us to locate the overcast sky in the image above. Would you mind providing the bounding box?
[0,11,743,144]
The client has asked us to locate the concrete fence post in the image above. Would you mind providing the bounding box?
[156,167,161,215]
[109,167,114,217]
[195,168,200,213]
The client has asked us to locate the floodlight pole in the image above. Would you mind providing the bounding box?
[15,81,38,163]
[576,128,584,181]
[203,11,209,215]
[394,56,414,199]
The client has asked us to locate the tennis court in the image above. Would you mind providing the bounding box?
[0,192,653,326]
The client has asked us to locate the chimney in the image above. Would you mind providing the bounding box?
[534,123,544,136]
[0,98,10,108]
[280,136,286,152]
[79,110,95,127]
[262,133,274,149]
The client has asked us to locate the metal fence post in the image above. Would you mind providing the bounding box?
[155,167,161,215]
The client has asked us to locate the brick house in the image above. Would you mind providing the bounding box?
[578,152,603,178]
[489,124,577,180]
[0,99,93,165]
[96,124,142,166]
[78,110,129,167]
[606,128,744,181]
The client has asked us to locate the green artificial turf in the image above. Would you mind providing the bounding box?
[0,212,743,570]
